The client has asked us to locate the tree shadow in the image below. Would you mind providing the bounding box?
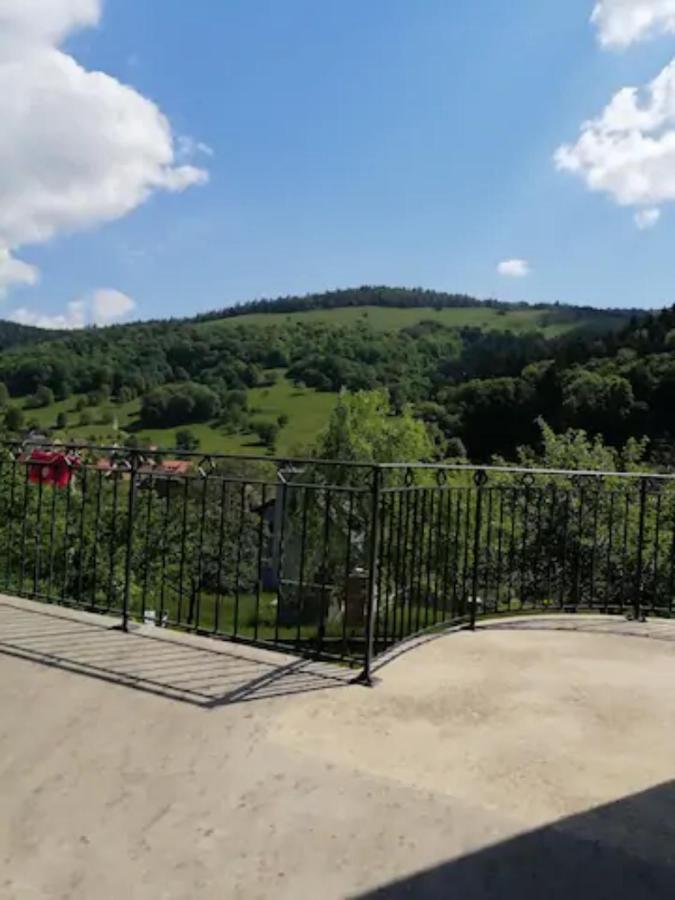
[0,598,351,708]
[357,779,675,899]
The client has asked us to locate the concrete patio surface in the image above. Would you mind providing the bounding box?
[2,595,675,899]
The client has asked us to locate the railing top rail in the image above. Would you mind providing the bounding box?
[377,462,675,480]
[0,440,377,470]
[3,440,675,481]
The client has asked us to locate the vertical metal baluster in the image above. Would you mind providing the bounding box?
[159,484,171,625]
[589,484,601,610]
[383,488,397,646]
[176,477,189,624]
[415,488,429,632]
[470,470,486,629]
[483,487,494,615]
[374,490,386,651]
[668,502,675,617]
[394,488,409,641]
[558,490,570,609]
[121,454,138,631]
[605,492,616,613]
[460,487,472,617]
[574,486,585,610]
[273,479,289,645]
[90,470,102,609]
[107,470,119,612]
[6,454,17,591]
[213,479,227,634]
[61,471,73,603]
[544,485,557,605]
[233,481,246,640]
[506,488,518,612]
[18,461,30,595]
[317,488,332,656]
[533,486,544,609]
[439,488,454,622]
[407,489,420,636]
[75,467,87,606]
[423,488,436,630]
[295,487,310,650]
[430,485,444,626]
[653,490,662,614]
[494,488,506,612]
[340,490,355,658]
[398,488,413,642]
[191,474,208,629]
[253,483,266,642]
[141,474,153,623]
[519,480,531,610]
[33,474,44,597]
[451,490,463,619]
[360,466,382,683]
[635,479,648,622]
[619,490,631,615]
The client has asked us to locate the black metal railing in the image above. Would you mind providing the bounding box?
[2,443,675,681]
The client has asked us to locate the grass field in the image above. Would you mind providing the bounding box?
[15,302,624,457]
[203,304,623,337]
[25,377,337,456]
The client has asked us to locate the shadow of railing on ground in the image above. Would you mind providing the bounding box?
[0,599,351,708]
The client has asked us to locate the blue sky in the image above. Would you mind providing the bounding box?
[4,0,675,325]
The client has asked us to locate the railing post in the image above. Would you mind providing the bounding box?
[358,465,382,685]
[634,477,648,623]
[122,451,139,632]
[470,469,487,630]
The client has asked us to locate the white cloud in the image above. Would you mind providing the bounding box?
[176,135,214,161]
[555,59,675,225]
[0,247,39,296]
[91,288,135,324]
[0,0,208,298]
[8,287,136,330]
[592,0,675,48]
[635,207,662,228]
[497,258,530,277]
[9,300,86,330]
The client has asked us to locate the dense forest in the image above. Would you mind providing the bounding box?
[1,285,673,464]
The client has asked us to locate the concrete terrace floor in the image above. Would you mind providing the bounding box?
[2,598,675,898]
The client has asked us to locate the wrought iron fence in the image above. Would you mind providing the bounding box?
[1,443,675,682]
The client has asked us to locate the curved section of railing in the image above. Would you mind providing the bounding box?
[372,464,675,674]
[1,441,674,683]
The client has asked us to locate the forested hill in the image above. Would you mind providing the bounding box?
[0,285,667,463]
[0,320,61,351]
[197,285,641,324]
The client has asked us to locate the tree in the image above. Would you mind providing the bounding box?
[56,412,68,429]
[277,414,289,429]
[252,421,279,452]
[4,406,24,432]
[175,428,200,451]
[26,385,54,409]
[140,383,220,427]
[79,410,93,426]
[313,389,434,463]
[0,382,9,407]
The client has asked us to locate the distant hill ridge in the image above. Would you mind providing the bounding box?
[0,286,646,351]
[197,285,643,323]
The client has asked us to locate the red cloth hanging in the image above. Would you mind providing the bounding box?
[27,450,80,488]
